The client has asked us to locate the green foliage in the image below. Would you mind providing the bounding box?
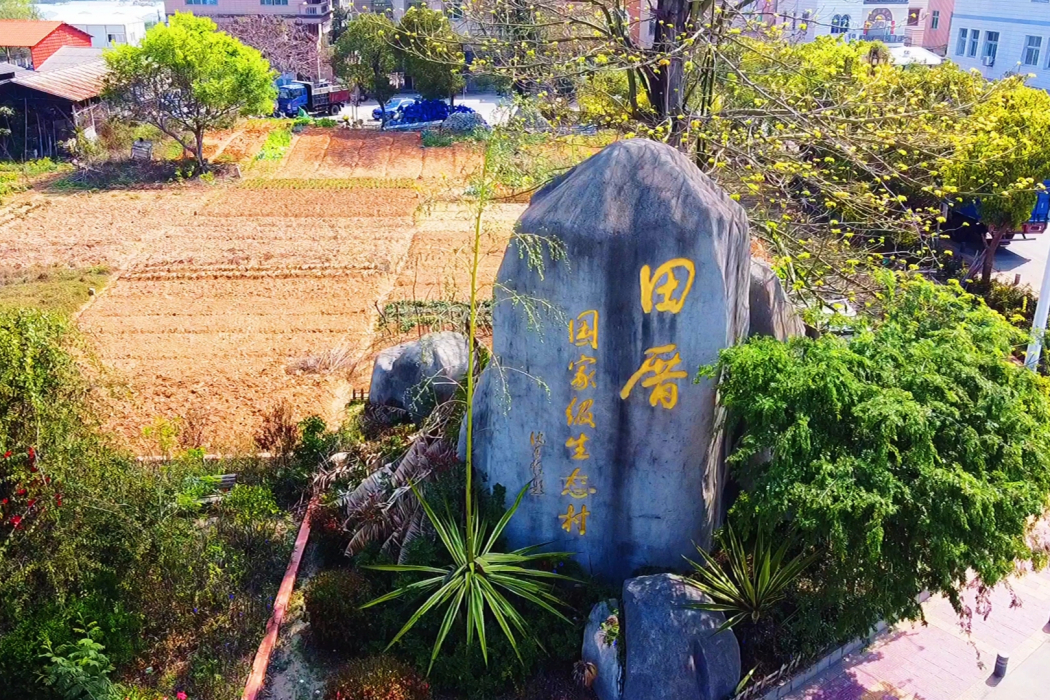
[323,655,431,700]
[305,570,374,654]
[394,7,465,101]
[707,274,1050,645]
[0,265,109,317]
[0,309,294,699]
[0,0,35,20]
[333,14,398,114]
[103,13,277,168]
[685,525,815,631]
[38,618,114,700]
[256,125,292,161]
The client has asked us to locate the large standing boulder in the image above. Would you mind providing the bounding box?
[369,331,469,422]
[461,139,750,581]
[621,574,740,700]
[749,259,804,340]
[582,599,623,700]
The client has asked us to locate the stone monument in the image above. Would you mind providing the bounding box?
[462,139,751,582]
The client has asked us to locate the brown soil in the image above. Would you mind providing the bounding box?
[2,127,514,451]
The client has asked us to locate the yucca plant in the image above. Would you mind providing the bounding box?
[685,524,815,632]
[360,129,573,671]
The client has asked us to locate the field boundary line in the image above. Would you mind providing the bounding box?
[241,496,317,700]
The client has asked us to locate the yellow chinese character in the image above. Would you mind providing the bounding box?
[569,354,597,391]
[558,503,590,535]
[565,433,591,460]
[620,344,689,409]
[565,397,596,428]
[640,259,696,314]
[561,467,597,499]
[569,310,599,349]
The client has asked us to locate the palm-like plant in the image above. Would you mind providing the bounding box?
[685,524,815,632]
[360,131,573,671]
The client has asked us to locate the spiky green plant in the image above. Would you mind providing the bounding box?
[685,525,815,632]
[360,130,572,672]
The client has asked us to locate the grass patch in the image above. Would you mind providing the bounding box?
[421,128,489,147]
[378,299,492,335]
[0,159,72,202]
[240,177,419,190]
[256,126,293,161]
[0,265,110,316]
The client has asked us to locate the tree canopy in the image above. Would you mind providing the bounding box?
[707,273,1050,647]
[332,13,398,115]
[395,6,465,102]
[103,13,276,169]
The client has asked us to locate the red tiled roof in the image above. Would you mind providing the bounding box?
[0,20,78,48]
[11,60,107,102]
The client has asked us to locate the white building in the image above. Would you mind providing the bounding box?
[35,1,165,48]
[948,0,1050,90]
[767,0,911,44]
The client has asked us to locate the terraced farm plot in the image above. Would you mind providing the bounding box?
[0,127,516,450]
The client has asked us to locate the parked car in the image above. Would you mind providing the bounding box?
[372,98,417,122]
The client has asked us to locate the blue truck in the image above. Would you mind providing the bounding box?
[275,79,350,118]
[947,181,1050,246]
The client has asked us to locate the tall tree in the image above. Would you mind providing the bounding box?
[395,6,465,103]
[332,14,398,118]
[0,0,37,20]
[103,13,276,170]
[223,16,327,81]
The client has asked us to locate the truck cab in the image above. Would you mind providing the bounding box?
[276,82,309,118]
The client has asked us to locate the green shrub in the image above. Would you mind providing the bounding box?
[323,656,430,700]
[708,273,1050,653]
[38,618,115,700]
[305,569,373,653]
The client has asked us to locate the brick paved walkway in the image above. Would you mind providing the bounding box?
[784,566,1050,700]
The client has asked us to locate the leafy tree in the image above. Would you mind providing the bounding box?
[0,0,36,21]
[706,274,1050,646]
[395,6,465,103]
[332,13,398,119]
[942,83,1050,282]
[103,13,276,170]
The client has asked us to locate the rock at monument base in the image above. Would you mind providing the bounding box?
[369,331,468,422]
[463,138,751,582]
[582,599,623,700]
[749,259,804,341]
[621,574,740,700]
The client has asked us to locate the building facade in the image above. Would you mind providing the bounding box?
[164,0,332,34]
[949,0,1050,90]
[37,2,165,48]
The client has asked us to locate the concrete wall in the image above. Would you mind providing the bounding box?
[72,22,147,47]
[949,0,1050,90]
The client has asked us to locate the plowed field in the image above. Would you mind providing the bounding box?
[1,126,522,451]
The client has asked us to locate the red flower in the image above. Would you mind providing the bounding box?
[16,488,25,496]
[177,693,188,700]
[2,451,10,459]
[10,515,22,528]
[26,499,36,508]
[1,499,7,505]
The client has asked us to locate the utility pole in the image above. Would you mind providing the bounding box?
[1024,249,1050,370]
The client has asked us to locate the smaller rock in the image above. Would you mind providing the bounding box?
[582,599,623,700]
[368,331,469,422]
[440,111,489,133]
[622,574,740,700]
[749,259,804,341]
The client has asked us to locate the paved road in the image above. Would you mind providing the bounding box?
[783,566,1050,700]
[991,233,1050,291]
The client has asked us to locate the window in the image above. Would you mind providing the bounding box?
[983,31,999,63]
[956,28,968,56]
[260,0,288,5]
[969,29,979,57]
[831,14,842,34]
[185,0,217,5]
[841,15,850,32]
[1024,35,1042,66]
[931,10,939,30]
[107,32,126,45]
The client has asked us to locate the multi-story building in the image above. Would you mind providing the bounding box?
[948,0,1050,90]
[164,0,332,36]
[759,0,952,52]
